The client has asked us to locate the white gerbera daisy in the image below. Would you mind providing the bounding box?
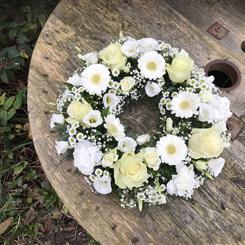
[81,64,110,95]
[171,91,200,118]
[156,135,187,165]
[83,110,103,128]
[121,39,139,58]
[103,93,120,111]
[104,115,125,140]
[138,51,165,80]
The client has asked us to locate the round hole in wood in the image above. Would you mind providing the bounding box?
[241,41,245,52]
[205,60,241,91]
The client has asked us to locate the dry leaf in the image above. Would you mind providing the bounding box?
[0,217,13,236]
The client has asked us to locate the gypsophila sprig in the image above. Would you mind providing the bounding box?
[51,37,232,211]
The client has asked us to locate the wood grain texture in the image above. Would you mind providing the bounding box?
[28,0,245,244]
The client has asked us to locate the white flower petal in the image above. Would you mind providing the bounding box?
[118,137,137,153]
[67,73,83,86]
[79,52,98,65]
[83,110,103,128]
[103,93,120,111]
[93,175,112,194]
[104,115,125,140]
[55,141,69,155]
[50,113,64,129]
[145,82,161,97]
[207,157,225,177]
[136,134,150,145]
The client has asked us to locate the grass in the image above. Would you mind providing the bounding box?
[0,1,98,244]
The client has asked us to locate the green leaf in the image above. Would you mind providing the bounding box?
[38,14,46,27]
[0,110,8,125]
[7,108,16,120]
[8,28,19,40]
[20,49,29,59]
[0,70,8,84]
[14,161,28,176]
[13,93,23,109]
[0,93,6,105]
[4,96,15,110]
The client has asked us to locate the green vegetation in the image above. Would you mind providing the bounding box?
[0,1,98,244]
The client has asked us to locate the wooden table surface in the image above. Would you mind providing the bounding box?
[28,0,245,244]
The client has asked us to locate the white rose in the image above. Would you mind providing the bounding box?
[101,148,118,168]
[145,82,161,97]
[73,140,102,175]
[118,137,137,153]
[50,113,64,129]
[120,77,135,94]
[136,134,150,145]
[207,157,225,177]
[93,175,112,194]
[55,141,69,155]
[141,147,161,170]
[79,52,98,65]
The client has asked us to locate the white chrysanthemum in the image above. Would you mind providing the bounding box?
[171,91,200,118]
[50,113,64,129]
[73,140,102,175]
[137,38,160,53]
[207,157,225,177]
[138,51,165,80]
[167,165,198,198]
[145,81,161,97]
[83,110,103,128]
[118,137,137,153]
[55,141,69,155]
[104,115,125,140]
[67,73,83,86]
[103,93,120,111]
[93,175,112,194]
[121,39,139,58]
[79,52,98,65]
[136,134,150,145]
[156,135,187,165]
[81,64,110,95]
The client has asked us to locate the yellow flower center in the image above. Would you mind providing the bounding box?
[147,61,157,71]
[166,144,176,155]
[91,73,101,84]
[180,100,190,110]
[89,117,96,123]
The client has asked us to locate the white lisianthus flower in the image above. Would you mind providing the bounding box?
[167,165,198,198]
[81,64,110,95]
[120,77,135,94]
[141,147,161,170]
[83,110,103,128]
[118,137,137,153]
[136,134,150,145]
[73,140,102,175]
[55,141,69,155]
[198,103,215,123]
[103,93,120,111]
[67,73,83,86]
[138,51,166,80]
[145,82,161,97]
[101,148,118,168]
[104,115,125,140]
[171,91,200,118]
[137,38,160,53]
[121,39,139,58]
[156,135,187,165]
[207,157,225,177]
[50,113,64,129]
[93,175,112,194]
[79,52,98,65]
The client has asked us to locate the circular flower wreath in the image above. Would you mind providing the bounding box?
[51,37,231,211]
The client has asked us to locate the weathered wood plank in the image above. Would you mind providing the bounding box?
[28,0,245,244]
